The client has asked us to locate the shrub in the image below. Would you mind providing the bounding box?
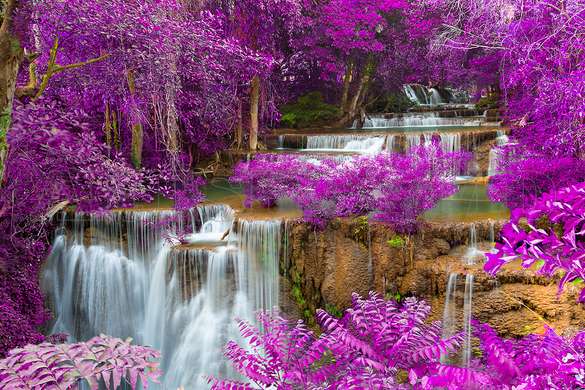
[280,92,341,128]
[0,335,160,389]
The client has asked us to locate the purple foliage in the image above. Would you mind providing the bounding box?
[486,182,585,302]
[0,335,161,389]
[210,293,462,389]
[212,293,585,389]
[488,154,585,209]
[231,145,467,232]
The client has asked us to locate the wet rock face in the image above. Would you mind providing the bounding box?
[285,219,585,337]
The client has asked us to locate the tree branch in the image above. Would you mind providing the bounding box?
[31,36,110,100]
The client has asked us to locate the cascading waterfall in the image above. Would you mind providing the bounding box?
[359,113,482,128]
[403,84,470,106]
[306,135,385,153]
[282,131,467,159]
[43,205,284,389]
[462,274,474,367]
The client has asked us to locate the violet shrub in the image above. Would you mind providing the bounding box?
[486,182,585,302]
[488,152,585,210]
[231,145,468,232]
[0,335,161,389]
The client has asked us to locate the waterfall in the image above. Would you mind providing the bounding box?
[441,273,459,339]
[278,135,284,149]
[360,113,482,128]
[464,223,485,265]
[487,149,500,176]
[385,135,396,152]
[306,135,385,153]
[462,274,474,367]
[489,221,495,243]
[429,88,443,106]
[403,84,469,106]
[406,134,422,151]
[496,130,509,146]
[406,133,433,151]
[43,205,284,389]
[488,130,509,176]
[439,133,462,154]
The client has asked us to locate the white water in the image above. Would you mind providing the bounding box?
[488,130,509,176]
[385,134,396,152]
[305,135,386,154]
[44,205,283,389]
[403,84,470,106]
[359,113,483,128]
[462,274,474,367]
[441,273,459,340]
[463,224,486,265]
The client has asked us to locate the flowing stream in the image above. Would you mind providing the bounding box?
[43,205,283,389]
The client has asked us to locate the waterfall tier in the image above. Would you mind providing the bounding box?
[403,84,470,106]
[359,112,483,128]
[43,205,284,389]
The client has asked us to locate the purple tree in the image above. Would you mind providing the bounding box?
[231,145,467,231]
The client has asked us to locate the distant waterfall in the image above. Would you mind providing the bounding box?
[43,205,284,389]
[403,84,470,106]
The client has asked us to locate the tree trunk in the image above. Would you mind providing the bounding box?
[249,75,260,151]
[104,102,112,149]
[127,70,143,169]
[235,99,243,150]
[340,61,353,112]
[344,59,375,127]
[0,0,23,183]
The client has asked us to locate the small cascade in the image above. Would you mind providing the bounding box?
[43,206,284,389]
[488,130,509,176]
[463,223,485,265]
[439,133,462,154]
[306,135,385,153]
[489,221,495,244]
[440,272,475,366]
[462,274,474,367]
[278,135,284,149]
[406,133,433,151]
[441,273,459,340]
[188,204,235,242]
[403,84,470,106]
[385,134,396,152]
